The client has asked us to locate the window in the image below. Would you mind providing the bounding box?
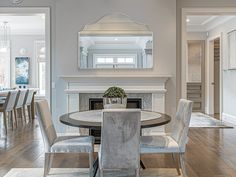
[35,41,46,96]
[93,54,136,68]
[117,57,134,63]
[97,57,114,63]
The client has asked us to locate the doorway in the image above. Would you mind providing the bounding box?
[0,8,51,103]
[187,40,205,112]
[209,38,221,117]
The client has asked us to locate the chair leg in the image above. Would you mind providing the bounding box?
[10,111,14,130]
[179,153,188,177]
[135,168,140,177]
[27,105,31,122]
[44,153,53,177]
[23,106,27,123]
[14,109,18,128]
[3,111,7,135]
[19,108,24,125]
[99,169,103,177]
[172,153,181,175]
[89,151,94,177]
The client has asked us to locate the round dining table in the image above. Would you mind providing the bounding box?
[60,109,171,130]
[60,109,171,177]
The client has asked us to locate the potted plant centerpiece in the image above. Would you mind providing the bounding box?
[103,86,127,109]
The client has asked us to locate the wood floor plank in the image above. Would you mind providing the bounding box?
[0,120,236,177]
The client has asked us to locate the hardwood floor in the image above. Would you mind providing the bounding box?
[0,120,236,177]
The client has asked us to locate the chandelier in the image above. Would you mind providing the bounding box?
[0,22,10,51]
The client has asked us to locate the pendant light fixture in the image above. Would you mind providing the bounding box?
[0,22,10,52]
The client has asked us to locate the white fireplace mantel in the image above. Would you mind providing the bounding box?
[62,74,171,95]
[63,74,171,111]
[65,88,167,94]
[62,74,171,134]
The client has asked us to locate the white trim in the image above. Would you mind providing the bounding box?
[222,112,236,125]
[65,88,167,94]
[0,7,51,104]
[206,34,222,115]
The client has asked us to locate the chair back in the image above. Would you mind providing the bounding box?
[35,100,57,152]
[100,109,141,170]
[15,90,27,108]
[4,90,18,112]
[24,89,35,106]
[171,99,193,152]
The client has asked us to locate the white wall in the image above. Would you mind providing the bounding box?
[187,32,207,41]
[54,0,176,132]
[186,33,207,83]
[10,35,45,88]
[207,17,236,120]
[0,0,176,132]
[187,42,202,82]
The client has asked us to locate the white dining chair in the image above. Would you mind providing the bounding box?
[0,90,18,134]
[14,89,27,125]
[99,109,141,177]
[35,100,95,177]
[140,99,193,177]
[23,89,35,122]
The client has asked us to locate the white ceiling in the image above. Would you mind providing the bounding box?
[80,36,152,49]
[0,14,45,35]
[186,15,236,32]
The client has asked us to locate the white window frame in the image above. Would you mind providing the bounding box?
[93,54,137,68]
[34,40,46,97]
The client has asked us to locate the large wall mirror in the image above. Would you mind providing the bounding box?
[78,13,153,69]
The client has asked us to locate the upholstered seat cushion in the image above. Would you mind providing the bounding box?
[51,136,94,153]
[140,135,181,153]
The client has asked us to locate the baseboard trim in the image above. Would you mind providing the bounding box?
[222,113,236,125]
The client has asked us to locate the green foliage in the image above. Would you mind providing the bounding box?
[103,86,127,98]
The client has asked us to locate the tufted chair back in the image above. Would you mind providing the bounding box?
[35,100,57,152]
[171,99,193,152]
[15,89,27,108]
[100,109,141,170]
[4,90,18,112]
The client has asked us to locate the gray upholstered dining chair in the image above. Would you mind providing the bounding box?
[0,90,18,134]
[35,100,95,177]
[99,109,141,177]
[23,89,35,121]
[14,89,27,124]
[140,99,193,177]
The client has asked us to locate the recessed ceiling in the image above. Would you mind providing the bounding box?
[186,15,236,32]
[0,14,45,35]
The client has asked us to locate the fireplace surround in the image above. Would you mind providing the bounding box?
[62,75,171,134]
